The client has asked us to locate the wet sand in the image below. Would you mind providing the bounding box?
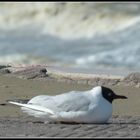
[0,73,140,117]
[0,65,140,137]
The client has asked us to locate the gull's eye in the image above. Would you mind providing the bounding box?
[108,93,112,97]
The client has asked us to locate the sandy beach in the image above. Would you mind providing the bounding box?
[0,65,140,137]
[1,3,140,137]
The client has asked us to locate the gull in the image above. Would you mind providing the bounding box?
[8,86,127,124]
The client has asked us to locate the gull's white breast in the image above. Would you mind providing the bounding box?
[86,97,112,123]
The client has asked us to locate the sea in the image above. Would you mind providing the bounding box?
[0,2,140,76]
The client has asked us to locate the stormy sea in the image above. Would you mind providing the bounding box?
[0,2,140,76]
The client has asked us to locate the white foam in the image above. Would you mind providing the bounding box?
[0,54,42,65]
[0,3,140,39]
[76,45,140,69]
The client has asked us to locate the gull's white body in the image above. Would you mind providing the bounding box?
[9,86,112,123]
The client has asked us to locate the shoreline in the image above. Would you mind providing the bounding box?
[1,64,140,87]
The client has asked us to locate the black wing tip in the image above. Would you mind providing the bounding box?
[6,99,30,104]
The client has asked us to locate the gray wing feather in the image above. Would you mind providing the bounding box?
[28,91,92,112]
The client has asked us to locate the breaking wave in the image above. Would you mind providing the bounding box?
[0,2,140,73]
[1,3,140,39]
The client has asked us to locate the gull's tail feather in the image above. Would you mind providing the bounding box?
[8,101,54,115]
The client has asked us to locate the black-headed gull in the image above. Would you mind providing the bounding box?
[8,86,127,123]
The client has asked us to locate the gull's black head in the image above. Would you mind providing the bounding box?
[101,86,127,103]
